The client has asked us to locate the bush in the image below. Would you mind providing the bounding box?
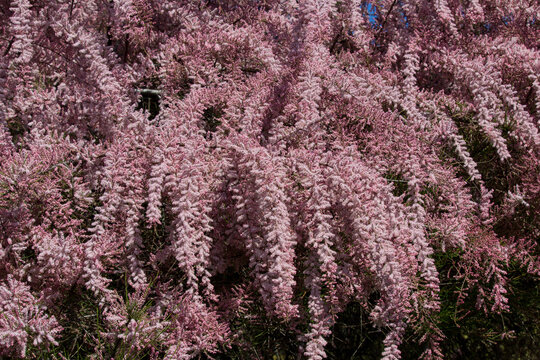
[1,0,539,358]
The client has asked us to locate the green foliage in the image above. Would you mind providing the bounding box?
[325,301,386,360]
[218,300,300,360]
[49,289,103,359]
[383,171,409,198]
[203,105,224,138]
[434,252,540,360]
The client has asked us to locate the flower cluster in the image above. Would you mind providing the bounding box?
[1,0,539,359]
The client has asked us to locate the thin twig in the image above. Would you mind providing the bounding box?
[135,88,162,96]
[376,0,398,39]
[329,26,343,54]
[3,37,14,56]
[69,0,74,21]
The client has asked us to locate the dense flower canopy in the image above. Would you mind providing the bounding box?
[0,0,539,359]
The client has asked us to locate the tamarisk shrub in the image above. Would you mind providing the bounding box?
[1,0,539,359]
